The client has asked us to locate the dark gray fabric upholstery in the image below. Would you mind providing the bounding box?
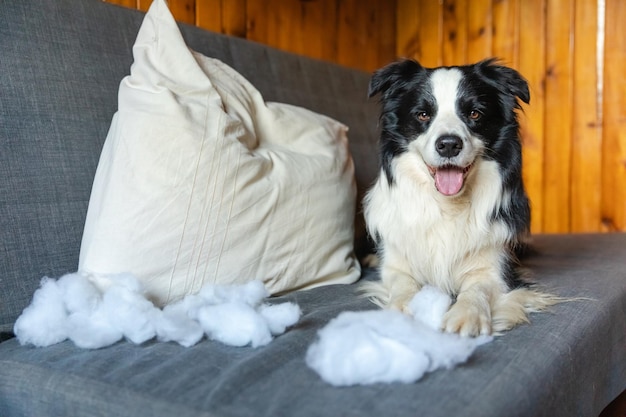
[1,234,626,417]
[0,0,133,334]
[1,1,625,416]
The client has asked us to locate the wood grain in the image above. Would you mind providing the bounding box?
[492,0,519,66]
[570,0,602,232]
[396,0,422,59]
[102,0,626,233]
[517,0,546,233]
[542,0,574,233]
[442,0,468,65]
[396,0,443,67]
[466,0,492,63]
[106,0,137,8]
[602,0,626,232]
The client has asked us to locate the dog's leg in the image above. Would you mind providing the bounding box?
[384,266,421,313]
[443,281,498,336]
[442,252,504,336]
[360,249,421,313]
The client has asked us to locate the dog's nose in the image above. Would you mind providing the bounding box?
[435,135,463,158]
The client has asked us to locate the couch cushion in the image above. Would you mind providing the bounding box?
[79,0,360,305]
[1,234,625,417]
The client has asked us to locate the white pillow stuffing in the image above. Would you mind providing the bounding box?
[14,272,301,349]
[306,286,492,386]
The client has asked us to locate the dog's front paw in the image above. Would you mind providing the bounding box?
[442,300,491,337]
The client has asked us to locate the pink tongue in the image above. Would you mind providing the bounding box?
[435,167,464,196]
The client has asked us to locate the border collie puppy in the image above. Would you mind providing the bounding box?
[363,58,556,336]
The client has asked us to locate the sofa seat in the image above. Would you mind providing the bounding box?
[2,234,625,417]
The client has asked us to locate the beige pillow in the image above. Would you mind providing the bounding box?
[79,0,360,306]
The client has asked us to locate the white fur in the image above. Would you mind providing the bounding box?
[419,69,483,170]
[363,69,556,336]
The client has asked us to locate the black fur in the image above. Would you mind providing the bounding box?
[369,58,531,290]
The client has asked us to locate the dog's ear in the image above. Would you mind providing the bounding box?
[476,59,530,105]
[368,59,424,98]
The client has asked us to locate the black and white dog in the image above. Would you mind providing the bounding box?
[363,58,556,336]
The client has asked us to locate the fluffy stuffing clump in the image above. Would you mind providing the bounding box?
[15,276,490,386]
[306,286,492,386]
[14,273,301,349]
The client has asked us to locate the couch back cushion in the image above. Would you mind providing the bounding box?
[0,0,380,333]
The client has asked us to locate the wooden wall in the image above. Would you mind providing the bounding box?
[105,0,625,234]
[398,0,626,234]
[105,0,396,72]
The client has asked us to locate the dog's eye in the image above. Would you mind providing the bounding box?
[469,110,482,120]
[417,112,431,122]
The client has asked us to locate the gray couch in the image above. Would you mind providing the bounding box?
[1,1,625,416]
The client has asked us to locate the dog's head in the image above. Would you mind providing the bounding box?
[369,58,529,196]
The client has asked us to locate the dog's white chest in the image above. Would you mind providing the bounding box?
[364,156,512,291]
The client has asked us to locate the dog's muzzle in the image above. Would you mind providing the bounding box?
[429,135,472,196]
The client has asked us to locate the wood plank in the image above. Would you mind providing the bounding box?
[398,0,442,67]
[396,0,422,59]
[337,0,382,71]
[296,0,339,64]
[169,0,196,25]
[137,0,151,12]
[517,0,546,233]
[442,0,468,65]
[220,0,247,37]
[375,0,397,70]
[262,0,299,55]
[196,0,223,33]
[245,0,268,44]
[336,0,358,69]
[492,0,519,66]
[420,0,443,67]
[249,0,392,72]
[467,0,492,63]
[570,0,602,232]
[104,0,138,8]
[601,0,626,232]
[542,0,574,233]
